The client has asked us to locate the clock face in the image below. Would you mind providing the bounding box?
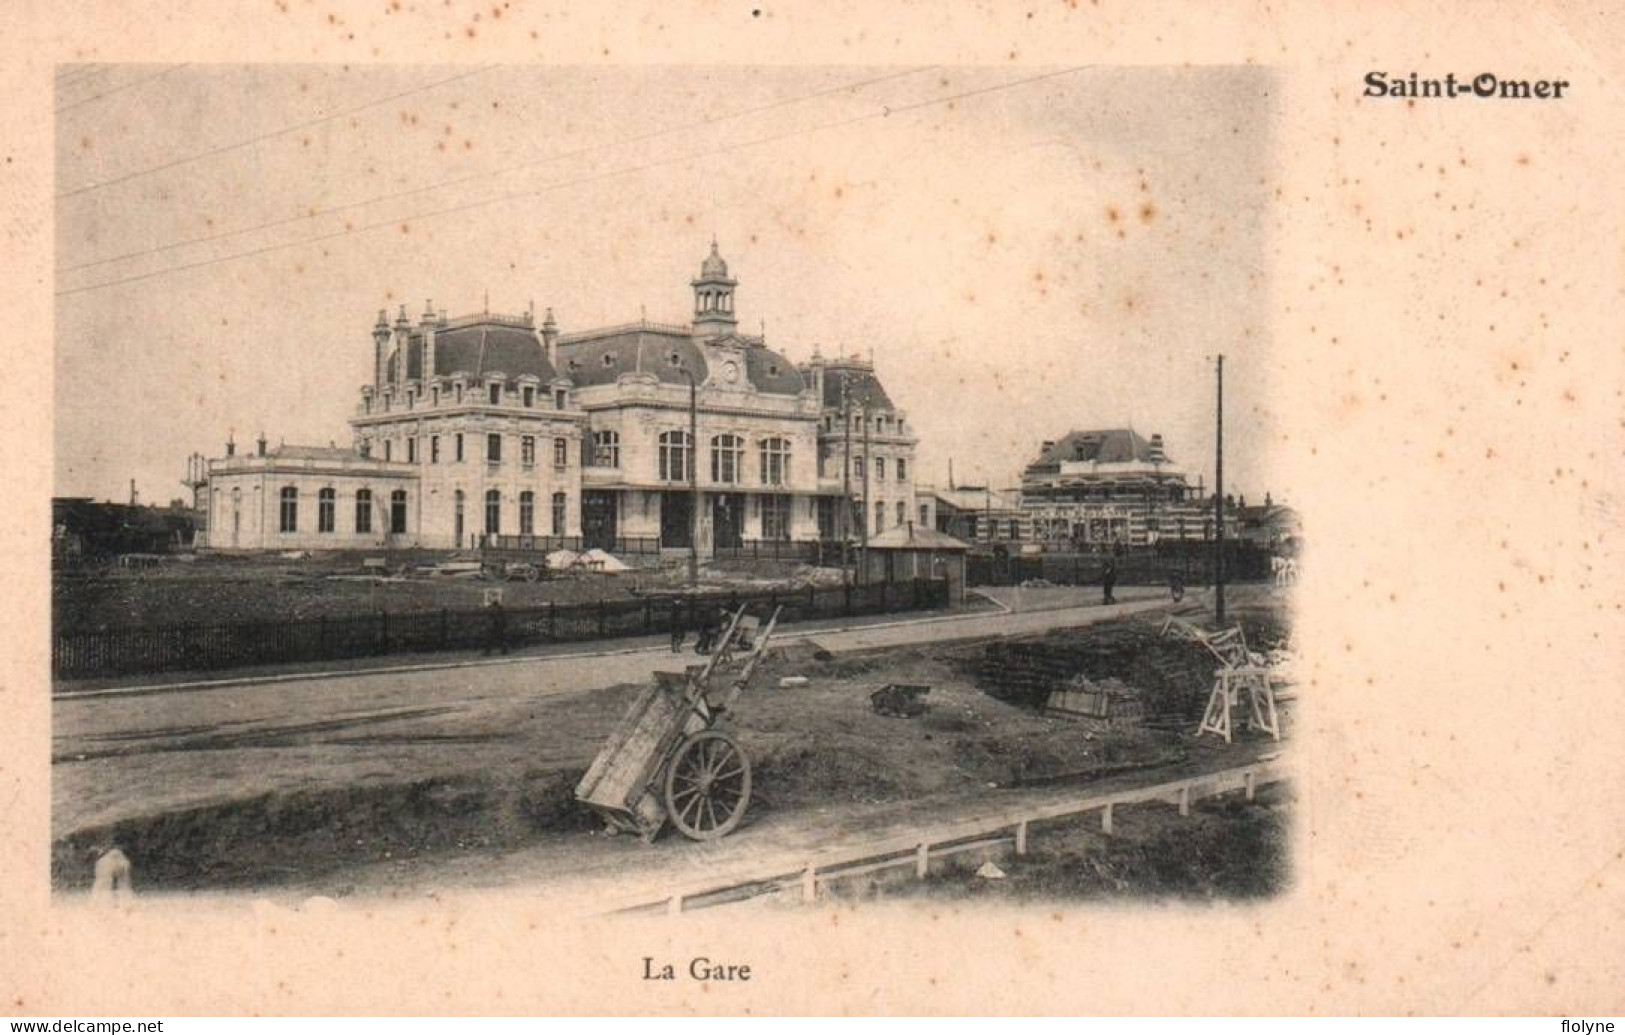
[723,360,740,384]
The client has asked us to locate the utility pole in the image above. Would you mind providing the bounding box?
[840,378,852,584]
[860,401,871,582]
[1214,354,1226,624]
[680,366,700,587]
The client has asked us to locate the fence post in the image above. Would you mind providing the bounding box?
[439,608,449,649]
[549,601,557,639]
[597,599,606,637]
[318,616,328,656]
[378,610,388,655]
[843,581,852,616]
[644,598,653,634]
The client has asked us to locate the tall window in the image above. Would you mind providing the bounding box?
[551,492,567,536]
[897,457,908,481]
[383,440,392,462]
[488,383,501,405]
[896,501,905,528]
[355,489,373,533]
[659,430,692,482]
[407,437,417,463]
[455,433,464,463]
[554,388,567,409]
[522,385,534,408]
[454,490,465,545]
[318,488,336,533]
[519,491,535,535]
[431,386,439,406]
[455,384,464,403]
[431,435,441,464]
[521,435,536,467]
[711,434,743,484]
[279,486,298,532]
[919,503,930,529]
[874,501,885,533]
[875,457,886,481]
[762,494,791,541]
[486,433,502,465]
[592,430,620,467]
[853,456,864,479]
[390,490,408,534]
[759,437,791,486]
[553,437,568,467]
[484,489,501,536]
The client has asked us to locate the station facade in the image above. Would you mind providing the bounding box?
[203,244,919,554]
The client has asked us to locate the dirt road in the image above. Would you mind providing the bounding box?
[54,591,1185,837]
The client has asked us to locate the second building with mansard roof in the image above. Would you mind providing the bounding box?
[202,242,922,553]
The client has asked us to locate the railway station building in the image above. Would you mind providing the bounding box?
[202,243,920,555]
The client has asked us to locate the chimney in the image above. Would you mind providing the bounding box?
[225,432,236,458]
[393,305,411,391]
[1147,433,1167,464]
[1265,492,1273,507]
[372,309,390,391]
[256,432,267,457]
[421,299,437,388]
[541,307,558,370]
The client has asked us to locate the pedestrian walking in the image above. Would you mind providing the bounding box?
[693,604,721,655]
[483,597,509,656]
[669,598,688,653]
[1101,558,1118,605]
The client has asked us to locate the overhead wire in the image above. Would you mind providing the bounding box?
[56,65,1092,298]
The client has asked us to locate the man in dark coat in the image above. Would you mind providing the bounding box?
[1101,558,1118,605]
[483,597,509,656]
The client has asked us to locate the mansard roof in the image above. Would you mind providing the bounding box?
[387,317,557,382]
[821,363,896,411]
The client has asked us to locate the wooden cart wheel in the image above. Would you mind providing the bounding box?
[664,730,752,841]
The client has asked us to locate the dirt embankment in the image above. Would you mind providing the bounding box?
[56,631,1208,893]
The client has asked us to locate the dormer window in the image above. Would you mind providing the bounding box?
[554,388,567,409]
[431,386,440,406]
[488,383,501,405]
[522,385,534,408]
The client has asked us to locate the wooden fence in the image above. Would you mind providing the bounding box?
[52,578,950,680]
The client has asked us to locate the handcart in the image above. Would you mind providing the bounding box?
[574,604,782,842]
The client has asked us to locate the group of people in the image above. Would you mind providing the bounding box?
[669,596,747,656]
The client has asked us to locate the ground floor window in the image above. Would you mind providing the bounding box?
[551,492,567,536]
[318,488,336,533]
[485,489,500,535]
[519,491,535,535]
[356,489,373,533]
[454,490,465,544]
[279,487,298,532]
[390,490,408,534]
[761,494,791,541]
[874,501,885,534]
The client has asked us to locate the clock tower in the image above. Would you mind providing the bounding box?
[691,237,739,340]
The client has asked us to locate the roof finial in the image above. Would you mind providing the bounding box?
[483,290,489,314]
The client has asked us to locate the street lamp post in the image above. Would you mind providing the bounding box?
[679,366,700,587]
[1214,354,1226,624]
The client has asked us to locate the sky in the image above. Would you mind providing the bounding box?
[55,63,1278,505]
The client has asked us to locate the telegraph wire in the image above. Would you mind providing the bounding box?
[59,65,936,275]
[55,65,191,115]
[56,65,1093,298]
[56,65,496,199]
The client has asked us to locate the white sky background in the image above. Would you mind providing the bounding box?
[55,64,1277,505]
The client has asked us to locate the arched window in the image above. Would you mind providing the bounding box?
[592,430,620,468]
[551,492,567,536]
[390,490,408,534]
[318,488,336,533]
[454,489,465,545]
[279,486,298,533]
[484,489,501,536]
[519,491,535,536]
[711,433,743,484]
[759,437,791,486]
[355,489,372,533]
[659,430,692,482]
